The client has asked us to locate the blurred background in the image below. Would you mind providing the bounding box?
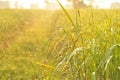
[0,0,120,9]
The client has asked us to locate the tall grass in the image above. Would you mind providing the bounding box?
[0,6,119,80]
[46,1,120,80]
[0,9,55,80]
[0,9,33,51]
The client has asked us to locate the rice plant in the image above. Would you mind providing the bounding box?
[0,3,120,80]
[46,0,120,80]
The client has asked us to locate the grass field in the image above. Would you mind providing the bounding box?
[0,8,120,80]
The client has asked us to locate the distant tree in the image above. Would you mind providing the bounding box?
[0,0,10,9]
[67,0,87,8]
[31,3,39,9]
[14,1,19,9]
[45,0,57,9]
[45,0,51,8]
[88,0,94,7]
[30,0,39,9]
[111,2,120,9]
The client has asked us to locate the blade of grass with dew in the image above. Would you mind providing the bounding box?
[91,72,96,80]
[104,55,113,72]
[62,47,83,71]
[97,44,120,71]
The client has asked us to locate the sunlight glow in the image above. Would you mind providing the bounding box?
[3,0,120,9]
[93,0,120,8]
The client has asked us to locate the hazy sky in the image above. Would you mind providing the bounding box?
[2,0,120,9]
[93,0,120,8]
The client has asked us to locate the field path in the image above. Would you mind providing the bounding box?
[15,12,52,44]
[8,11,54,61]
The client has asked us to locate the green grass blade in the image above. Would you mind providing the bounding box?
[56,0,76,28]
